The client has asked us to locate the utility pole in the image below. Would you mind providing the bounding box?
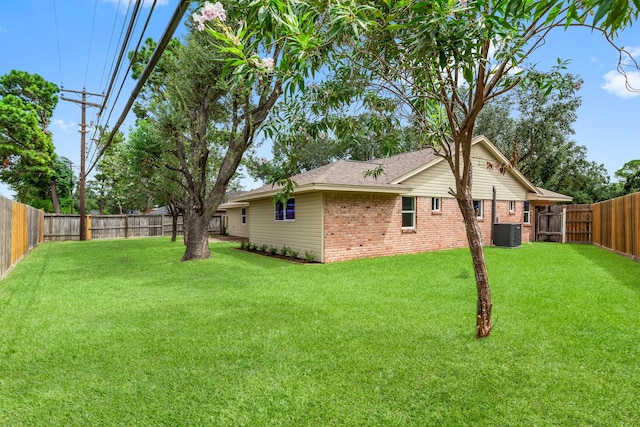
[60,88,104,241]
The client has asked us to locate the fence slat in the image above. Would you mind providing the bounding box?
[1,195,44,279]
[44,214,226,241]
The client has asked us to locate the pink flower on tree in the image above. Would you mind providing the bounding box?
[193,1,226,31]
[259,57,275,71]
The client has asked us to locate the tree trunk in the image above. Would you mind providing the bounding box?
[181,210,211,261]
[456,193,493,338]
[50,179,60,213]
[171,213,179,242]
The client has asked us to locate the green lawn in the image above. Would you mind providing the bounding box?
[1,239,639,426]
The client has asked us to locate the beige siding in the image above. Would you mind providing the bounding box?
[401,145,528,200]
[469,144,529,200]
[226,207,249,238]
[249,193,324,262]
[402,159,456,198]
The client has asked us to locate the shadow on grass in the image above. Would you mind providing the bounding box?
[568,244,640,294]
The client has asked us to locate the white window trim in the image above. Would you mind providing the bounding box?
[473,200,483,218]
[241,208,246,225]
[509,201,516,213]
[523,201,531,224]
[274,199,295,222]
[432,197,441,212]
[402,196,416,229]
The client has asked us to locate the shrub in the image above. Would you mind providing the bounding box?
[239,241,247,250]
[249,243,258,251]
[289,249,299,259]
[280,246,290,257]
[305,251,315,263]
[259,244,268,253]
[268,246,278,255]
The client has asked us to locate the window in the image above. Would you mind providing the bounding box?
[473,200,483,218]
[241,208,246,224]
[431,197,441,212]
[275,198,295,221]
[402,196,416,228]
[523,201,530,224]
[509,201,516,213]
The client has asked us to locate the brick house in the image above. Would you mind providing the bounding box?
[222,135,571,263]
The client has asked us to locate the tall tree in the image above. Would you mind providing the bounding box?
[132,1,332,261]
[248,84,420,181]
[0,70,59,209]
[475,72,614,203]
[53,156,75,213]
[615,160,640,195]
[127,119,188,240]
[324,0,638,337]
[201,0,637,336]
[88,130,135,214]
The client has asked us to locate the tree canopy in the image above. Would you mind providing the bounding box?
[474,72,615,203]
[0,70,60,210]
[192,0,639,337]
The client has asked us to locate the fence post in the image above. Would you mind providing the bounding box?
[561,208,566,244]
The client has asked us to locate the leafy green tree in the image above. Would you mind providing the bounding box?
[88,129,132,214]
[1,154,75,212]
[615,160,640,195]
[475,72,614,203]
[129,38,183,120]
[131,1,335,261]
[329,0,638,337]
[127,119,188,240]
[201,0,637,337]
[53,156,75,213]
[0,70,59,210]
[249,83,420,181]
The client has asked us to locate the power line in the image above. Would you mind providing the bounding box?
[101,0,134,96]
[97,0,143,119]
[97,0,124,93]
[88,0,162,168]
[88,0,192,175]
[84,0,100,87]
[86,0,142,160]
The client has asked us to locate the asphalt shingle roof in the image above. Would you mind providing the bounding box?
[231,136,571,203]
[235,148,440,200]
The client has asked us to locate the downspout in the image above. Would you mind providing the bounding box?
[491,186,497,245]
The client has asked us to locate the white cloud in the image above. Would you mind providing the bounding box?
[53,119,77,133]
[601,70,640,99]
[625,46,640,58]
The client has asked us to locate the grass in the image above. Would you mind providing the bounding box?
[1,239,640,426]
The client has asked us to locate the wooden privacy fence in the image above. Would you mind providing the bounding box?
[44,214,226,241]
[537,193,639,262]
[592,192,640,262]
[0,195,45,279]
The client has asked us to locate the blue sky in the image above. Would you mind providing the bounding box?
[0,1,639,198]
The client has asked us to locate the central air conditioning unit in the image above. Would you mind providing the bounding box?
[493,223,522,248]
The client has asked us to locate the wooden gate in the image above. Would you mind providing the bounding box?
[565,205,592,243]
[537,205,565,242]
[536,204,592,243]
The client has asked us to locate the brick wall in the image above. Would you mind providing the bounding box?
[322,192,528,263]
